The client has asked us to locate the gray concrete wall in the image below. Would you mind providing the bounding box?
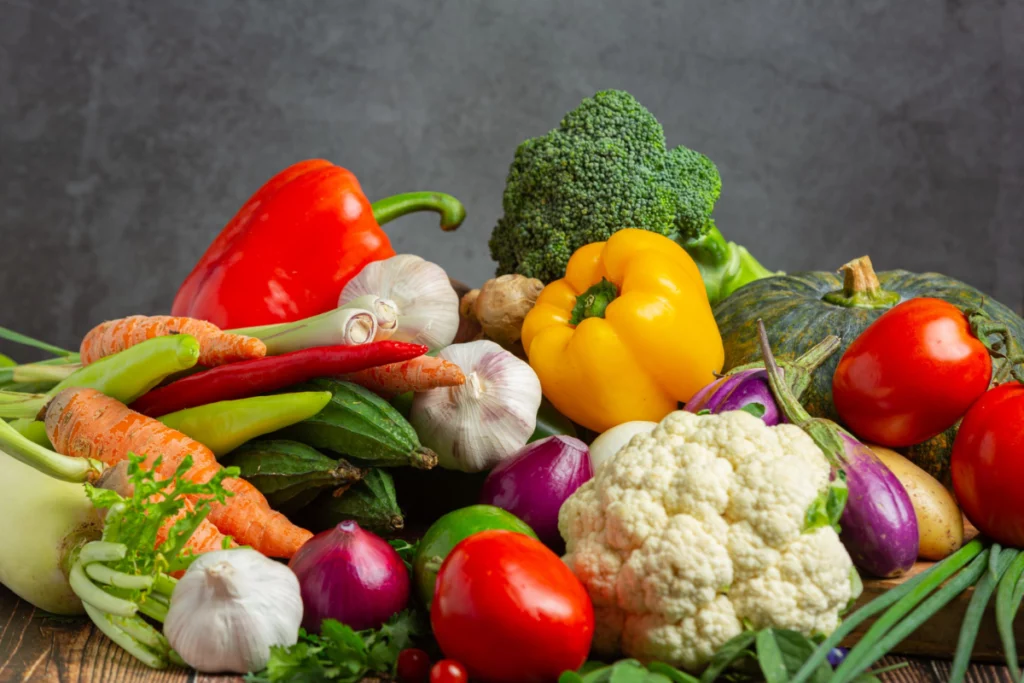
[2,0,1021,353]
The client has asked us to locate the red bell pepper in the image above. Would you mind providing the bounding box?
[171,159,465,329]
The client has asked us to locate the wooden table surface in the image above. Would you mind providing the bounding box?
[0,586,1015,683]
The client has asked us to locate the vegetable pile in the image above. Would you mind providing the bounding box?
[2,88,1024,683]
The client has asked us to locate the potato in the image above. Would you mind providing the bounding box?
[867,443,964,561]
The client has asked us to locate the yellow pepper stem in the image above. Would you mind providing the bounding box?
[569,279,619,325]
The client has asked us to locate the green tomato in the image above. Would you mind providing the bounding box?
[413,504,538,606]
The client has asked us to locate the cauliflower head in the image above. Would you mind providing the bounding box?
[559,410,858,671]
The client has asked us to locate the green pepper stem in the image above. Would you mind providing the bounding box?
[371,192,466,232]
[679,221,778,305]
[0,418,103,482]
[822,256,901,309]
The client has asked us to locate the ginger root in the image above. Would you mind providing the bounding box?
[460,274,544,351]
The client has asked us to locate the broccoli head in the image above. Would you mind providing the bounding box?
[489,90,775,303]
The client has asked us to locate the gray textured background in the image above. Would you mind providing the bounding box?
[2,0,1022,355]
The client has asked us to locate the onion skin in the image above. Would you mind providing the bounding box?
[685,369,783,426]
[838,433,919,577]
[288,520,410,632]
[479,435,592,548]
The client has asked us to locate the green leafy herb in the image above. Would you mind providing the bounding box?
[388,538,419,574]
[86,454,238,575]
[248,610,425,683]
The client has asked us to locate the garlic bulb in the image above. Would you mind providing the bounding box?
[164,548,303,673]
[410,340,542,472]
[340,254,459,350]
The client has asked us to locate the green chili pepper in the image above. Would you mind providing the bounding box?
[158,391,333,458]
[51,334,201,402]
[0,335,201,419]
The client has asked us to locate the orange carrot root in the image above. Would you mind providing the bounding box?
[80,315,266,367]
[46,387,311,558]
[342,355,466,398]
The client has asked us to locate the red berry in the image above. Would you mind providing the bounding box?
[430,659,468,683]
[397,648,432,683]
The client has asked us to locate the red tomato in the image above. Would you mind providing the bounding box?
[430,530,594,683]
[397,648,432,683]
[429,660,468,683]
[833,298,992,447]
[951,382,1024,545]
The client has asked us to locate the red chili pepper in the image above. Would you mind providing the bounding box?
[131,341,427,417]
[171,159,466,329]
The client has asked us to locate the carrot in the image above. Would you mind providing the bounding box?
[80,315,266,367]
[45,387,311,558]
[341,355,466,398]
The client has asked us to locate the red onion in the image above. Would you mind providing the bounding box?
[288,520,410,632]
[479,435,592,547]
[686,335,841,426]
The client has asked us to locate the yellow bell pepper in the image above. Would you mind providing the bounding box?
[521,229,724,433]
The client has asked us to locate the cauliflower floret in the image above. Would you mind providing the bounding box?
[622,596,743,671]
[559,410,857,672]
[731,526,858,637]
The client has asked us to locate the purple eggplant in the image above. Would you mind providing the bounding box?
[756,320,918,578]
[685,335,841,426]
[837,432,919,576]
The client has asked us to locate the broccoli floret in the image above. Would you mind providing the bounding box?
[489,90,774,303]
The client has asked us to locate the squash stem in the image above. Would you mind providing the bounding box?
[822,256,901,309]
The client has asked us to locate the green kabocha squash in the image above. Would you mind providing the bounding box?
[714,255,1024,486]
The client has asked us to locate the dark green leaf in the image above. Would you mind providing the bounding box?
[701,631,757,683]
[609,660,652,683]
[756,630,788,683]
[738,403,766,418]
[559,673,586,683]
[648,662,700,683]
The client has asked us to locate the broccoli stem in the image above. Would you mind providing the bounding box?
[680,222,777,305]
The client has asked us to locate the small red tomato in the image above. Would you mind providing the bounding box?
[951,382,1024,545]
[397,648,432,683]
[430,530,594,683]
[430,659,468,683]
[833,297,992,447]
